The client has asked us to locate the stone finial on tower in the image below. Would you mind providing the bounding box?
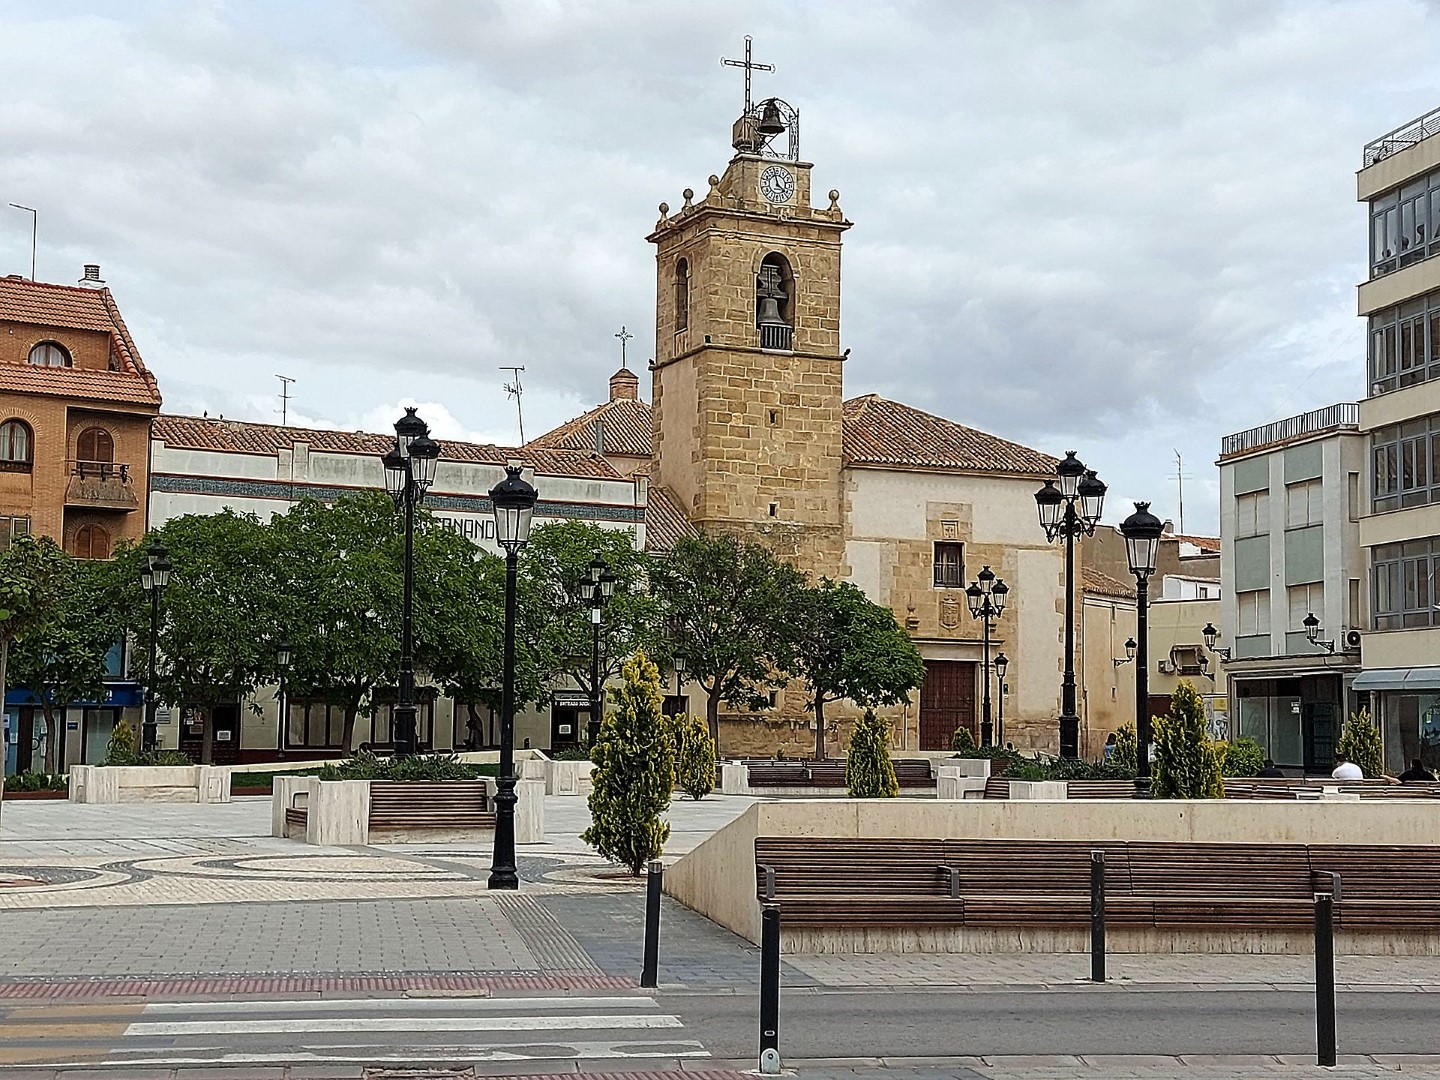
[609,367,640,402]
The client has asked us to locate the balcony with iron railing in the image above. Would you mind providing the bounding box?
[64,459,139,511]
[1219,403,1359,460]
[1364,105,1440,168]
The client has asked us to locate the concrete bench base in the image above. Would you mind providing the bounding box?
[69,765,231,804]
[272,776,544,845]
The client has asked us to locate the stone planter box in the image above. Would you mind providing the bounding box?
[937,766,989,800]
[69,764,231,804]
[273,776,544,845]
[545,759,594,796]
[1008,780,1068,800]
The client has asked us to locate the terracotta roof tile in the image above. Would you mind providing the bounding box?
[1170,533,1222,553]
[0,277,161,406]
[644,485,696,555]
[151,415,622,480]
[842,395,1058,476]
[1082,566,1137,600]
[528,398,653,459]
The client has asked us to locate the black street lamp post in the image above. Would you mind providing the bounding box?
[1120,501,1164,799]
[965,566,1008,747]
[579,556,617,744]
[274,642,292,760]
[994,651,1009,747]
[381,408,441,758]
[140,542,172,754]
[672,651,687,715]
[488,463,538,891]
[1035,452,1107,758]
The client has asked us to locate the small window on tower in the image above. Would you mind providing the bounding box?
[674,258,690,333]
[768,409,778,425]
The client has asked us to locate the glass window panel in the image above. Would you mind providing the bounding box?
[1272,701,1303,766]
[1238,697,1269,749]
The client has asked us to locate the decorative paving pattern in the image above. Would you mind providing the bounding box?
[0,970,638,999]
[497,893,605,973]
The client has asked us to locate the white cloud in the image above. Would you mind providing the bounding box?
[2,0,1437,532]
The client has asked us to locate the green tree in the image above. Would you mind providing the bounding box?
[583,649,675,872]
[519,521,657,734]
[266,494,405,752]
[1112,721,1138,774]
[673,714,716,800]
[846,708,899,798]
[950,726,978,754]
[116,511,280,763]
[651,532,806,753]
[1336,709,1384,778]
[0,535,76,768]
[791,578,925,760]
[1152,681,1224,798]
[10,557,126,772]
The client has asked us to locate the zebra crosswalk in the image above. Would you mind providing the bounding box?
[0,992,711,1068]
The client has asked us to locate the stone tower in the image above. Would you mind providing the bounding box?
[648,96,851,578]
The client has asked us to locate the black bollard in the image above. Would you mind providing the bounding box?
[1315,887,1336,1066]
[641,859,663,988]
[759,904,781,1072]
[1090,849,1106,983]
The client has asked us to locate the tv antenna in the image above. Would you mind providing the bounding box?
[721,35,775,116]
[614,325,633,370]
[1174,450,1190,534]
[276,375,295,426]
[8,204,36,280]
[501,366,526,444]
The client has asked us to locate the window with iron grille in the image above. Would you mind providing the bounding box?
[933,541,964,589]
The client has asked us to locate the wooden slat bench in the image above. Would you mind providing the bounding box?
[746,761,934,790]
[284,807,307,833]
[367,781,495,834]
[752,836,1440,935]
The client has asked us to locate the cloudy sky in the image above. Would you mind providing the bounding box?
[2,0,1436,533]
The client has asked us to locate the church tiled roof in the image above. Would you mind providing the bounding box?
[1082,566,1137,601]
[0,277,161,407]
[841,395,1057,477]
[526,397,653,459]
[151,415,623,480]
[643,485,697,555]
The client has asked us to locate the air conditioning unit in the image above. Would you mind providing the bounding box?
[1344,629,1363,651]
[1157,659,1176,675]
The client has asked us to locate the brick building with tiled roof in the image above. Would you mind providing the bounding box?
[525,368,653,477]
[0,269,160,564]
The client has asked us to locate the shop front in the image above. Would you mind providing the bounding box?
[3,683,144,774]
[1229,671,1354,773]
[1351,668,1440,775]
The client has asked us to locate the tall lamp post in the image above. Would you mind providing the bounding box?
[965,566,1008,747]
[488,463,538,891]
[672,651,688,716]
[994,651,1009,747]
[1035,452,1107,758]
[140,543,172,753]
[1120,501,1164,798]
[579,556,617,744]
[274,642,292,760]
[380,408,441,757]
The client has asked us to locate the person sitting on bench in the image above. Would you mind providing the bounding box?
[1257,758,1285,778]
[1399,758,1437,783]
[1331,753,1364,780]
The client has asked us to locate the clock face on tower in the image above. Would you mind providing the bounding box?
[759,165,796,205]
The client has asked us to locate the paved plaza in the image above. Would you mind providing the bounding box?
[2,795,1439,1076]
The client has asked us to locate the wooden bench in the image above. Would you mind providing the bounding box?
[367,781,495,833]
[746,760,933,790]
[980,777,1132,799]
[284,807,308,833]
[752,836,1440,935]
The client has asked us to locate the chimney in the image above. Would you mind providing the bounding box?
[1161,519,1175,535]
[594,415,606,457]
[77,264,105,289]
[608,367,639,402]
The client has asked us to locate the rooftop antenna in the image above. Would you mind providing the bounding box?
[501,366,526,444]
[1174,450,1187,535]
[721,34,774,116]
[614,325,633,370]
[276,375,295,426]
[8,204,36,281]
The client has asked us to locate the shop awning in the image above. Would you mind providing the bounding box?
[1352,667,1440,691]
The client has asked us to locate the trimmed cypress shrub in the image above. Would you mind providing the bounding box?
[950,726,977,753]
[846,709,899,798]
[1113,721,1138,774]
[582,649,675,872]
[104,717,136,765]
[1152,681,1224,798]
[1221,735,1266,777]
[674,715,716,800]
[1336,709,1383,778]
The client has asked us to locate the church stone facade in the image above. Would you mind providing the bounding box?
[629,99,1075,758]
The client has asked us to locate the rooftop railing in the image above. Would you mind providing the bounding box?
[1220,403,1359,459]
[1364,106,1440,167]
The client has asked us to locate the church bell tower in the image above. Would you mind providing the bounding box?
[648,42,851,577]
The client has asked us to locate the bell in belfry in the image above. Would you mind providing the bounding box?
[756,265,786,325]
[757,99,785,136]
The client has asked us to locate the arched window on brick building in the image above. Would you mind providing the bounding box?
[77,426,114,465]
[27,342,71,367]
[74,523,110,560]
[0,420,33,470]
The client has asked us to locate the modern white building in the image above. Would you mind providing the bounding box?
[1217,403,1366,772]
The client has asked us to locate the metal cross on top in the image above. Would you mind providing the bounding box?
[721,34,775,116]
[614,325,633,369]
